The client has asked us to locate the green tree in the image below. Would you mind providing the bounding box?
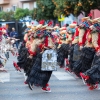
[0,10,14,21]
[14,8,30,20]
[32,0,56,21]
[0,11,6,21]
[53,0,100,17]
[29,9,34,18]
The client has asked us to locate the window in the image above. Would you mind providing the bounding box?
[33,2,37,8]
[0,7,3,11]
[7,8,10,12]
[12,5,17,11]
[23,3,29,9]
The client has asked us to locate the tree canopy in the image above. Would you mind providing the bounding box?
[53,0,100,17]
[31,0,100,21]
[0,0,100,21]
[0,10,14,21]
[32,0,56,20]
[14,8,30,20]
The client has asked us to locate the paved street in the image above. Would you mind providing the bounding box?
[0,53,100,100]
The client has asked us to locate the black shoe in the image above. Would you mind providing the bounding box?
[28,82,33,90]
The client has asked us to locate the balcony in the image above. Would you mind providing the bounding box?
[0,0,10,4]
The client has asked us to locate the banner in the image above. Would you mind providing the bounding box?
[41,49,58,71]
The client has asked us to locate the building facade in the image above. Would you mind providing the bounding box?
[91,9,100,19]
[77,9,100,25]
[0,0,36,12]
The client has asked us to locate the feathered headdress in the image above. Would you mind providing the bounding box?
[48,21,53,26]
[88,13,92,17]
[39,20,45,25]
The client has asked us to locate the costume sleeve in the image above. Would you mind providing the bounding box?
[92,32,100,52]
[68,34,72,42]
[72,28,79,44]
[28,40,37,56]
[79,29,85,46]
[24,34,28,42]
[48,37,55,48]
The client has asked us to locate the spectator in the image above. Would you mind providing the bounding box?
[10,27,19,49]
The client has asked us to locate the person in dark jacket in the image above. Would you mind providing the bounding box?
[10,27,19,49]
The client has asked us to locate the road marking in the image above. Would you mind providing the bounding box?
[53,71,75,80]
[0,72,10,82]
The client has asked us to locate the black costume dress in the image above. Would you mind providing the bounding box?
[26,53,52,88]
[17,40,37,76]
[17,41,28,69]
[57,43,69,67]
[84,55,100,85]
[73,47,95,76]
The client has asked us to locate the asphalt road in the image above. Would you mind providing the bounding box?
[0,53,100,100]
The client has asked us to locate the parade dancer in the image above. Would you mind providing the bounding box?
[64,22,77,72]
[57,26,69,68]
[72,17,95,77]
[80,18,100,90]
[0,27,17,72]
[26,25,56,92]
[14,28,33,72]
[71,24,80,63]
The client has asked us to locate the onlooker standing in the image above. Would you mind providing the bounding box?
[10,27,19,49]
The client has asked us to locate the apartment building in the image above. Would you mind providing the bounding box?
[0,0,37,12]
